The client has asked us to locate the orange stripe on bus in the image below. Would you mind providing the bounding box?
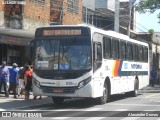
[114,60,120,76]
[112,60,116,76]
[112,60,120,77]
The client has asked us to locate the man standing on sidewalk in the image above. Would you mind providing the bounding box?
[150,68,157,87]
[8,63,19,98]
[0,61,9,97]
[158,68,160,85]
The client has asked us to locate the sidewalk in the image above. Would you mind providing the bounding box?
[139,85,160,93]
[0,93,53,111]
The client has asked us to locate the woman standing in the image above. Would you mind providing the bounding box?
[24,65,32,100]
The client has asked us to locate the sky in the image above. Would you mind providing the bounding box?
[136,9,160,32]
[120,0,160,32]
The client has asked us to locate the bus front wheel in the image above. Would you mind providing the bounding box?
[97,82,109,104]
[52,97,64,105]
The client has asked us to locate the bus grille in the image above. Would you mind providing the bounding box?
[35,70,82,79]
[41,86,77,94]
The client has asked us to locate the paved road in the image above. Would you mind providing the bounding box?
[1,93,160,120]
[1,85,160,120]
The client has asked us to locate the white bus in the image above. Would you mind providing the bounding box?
[29,24,150,105]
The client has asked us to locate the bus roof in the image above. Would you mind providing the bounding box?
[37,24,148,47]
[88,25,148,47]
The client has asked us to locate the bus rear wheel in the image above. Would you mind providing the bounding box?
[52,97,64,105]
[97,82,109,104]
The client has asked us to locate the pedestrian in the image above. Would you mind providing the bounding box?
[24,65,32,100]
[17,67,25,97]
[30,65,33,72]
[150,68,157,87]
[158,68,160,85]
[0,61,9,97]
[8,63,19,98]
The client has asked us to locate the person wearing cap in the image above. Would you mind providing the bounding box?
[0,61,9,97]
[8,63,19,98]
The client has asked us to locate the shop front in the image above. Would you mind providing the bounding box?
[0,34,32,67]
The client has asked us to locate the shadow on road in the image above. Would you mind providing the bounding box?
[21,93,143,110]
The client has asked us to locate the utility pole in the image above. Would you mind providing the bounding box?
[127,0,132,37]
[114,0,119,32]
[86,7,88,24]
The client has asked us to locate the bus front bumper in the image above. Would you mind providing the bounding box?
[33,83,93,98]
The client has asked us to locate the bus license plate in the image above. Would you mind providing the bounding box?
[53,88,64,93]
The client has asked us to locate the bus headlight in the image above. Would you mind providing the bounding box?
[78,77,91,89]
[33,78,41,88]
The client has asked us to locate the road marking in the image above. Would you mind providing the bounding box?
[121,117,140,120]
[144,93,160,98]
[143,110,156,111]
[83,108,102,111]
[85,117,106,120]
[6,109,72,112]
[107,103,160,107]
[54,109,73,111]
[50,107,103,119]
[51,117,70,119]
[0,108,5,111]
[114,109,128,111]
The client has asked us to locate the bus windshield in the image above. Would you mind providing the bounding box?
[35,37,91,70]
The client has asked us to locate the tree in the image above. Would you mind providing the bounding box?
[148,29,154,34]
[136,0,160,19]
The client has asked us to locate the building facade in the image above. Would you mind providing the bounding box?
[50,0,82,25]
[0,0,50,66]
[82,0,114,30]
[0,0,83,66]
[152,32,160,70]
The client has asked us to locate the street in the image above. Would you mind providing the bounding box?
[1,85,160,120]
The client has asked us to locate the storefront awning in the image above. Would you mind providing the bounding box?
[0,28,35,46]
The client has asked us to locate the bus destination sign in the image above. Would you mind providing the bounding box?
[43,29,81,36]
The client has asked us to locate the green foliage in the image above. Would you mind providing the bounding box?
[148,29,154,34]
[136,0,160,13]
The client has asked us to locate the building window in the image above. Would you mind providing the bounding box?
[67,0,79,14]
[35,0,45,4]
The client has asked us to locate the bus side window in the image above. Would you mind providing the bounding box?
[93,42,102,62]
[112,38,119,59]
[138,45,143,62]
[133,44,138,61]
[143,47,148,62]
[93,42,97,61]
[127,43,133,60]
[93,42,102,72]
[120,41,126,60]
[97,43,102,61]
[103,37,111,59]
